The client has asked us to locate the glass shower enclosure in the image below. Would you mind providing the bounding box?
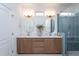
[58,12,79,55]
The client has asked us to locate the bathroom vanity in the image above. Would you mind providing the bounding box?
[17,36,62,54]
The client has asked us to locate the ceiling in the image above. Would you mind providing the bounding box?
[18,3,73,13]
[1,3,79,15]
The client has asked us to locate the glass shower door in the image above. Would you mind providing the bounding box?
[58,14,79,52]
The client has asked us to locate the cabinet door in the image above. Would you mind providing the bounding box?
[17,39,32,53]
[45,39,54,53]
[53,39,62,53]
[45,39,62,53]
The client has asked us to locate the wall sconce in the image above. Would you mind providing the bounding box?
[45,10,55,35]
[45,10,55,18]
[23,9,34,19]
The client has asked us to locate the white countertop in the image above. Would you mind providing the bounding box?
[17,36,62,38]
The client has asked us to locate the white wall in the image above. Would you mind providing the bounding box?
[0,4,20,56]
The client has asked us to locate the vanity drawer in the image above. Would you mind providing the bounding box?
[32,39,45,47]
[32,42,44,47]
[32,47,45,53]
[32,39,44,42]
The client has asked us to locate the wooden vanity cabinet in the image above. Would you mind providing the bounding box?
[17,37,62,54]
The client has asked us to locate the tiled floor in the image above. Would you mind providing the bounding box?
[17,54,62,56]
[16,51,79,56]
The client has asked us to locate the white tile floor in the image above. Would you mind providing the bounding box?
[16,51,79,56]
[17,54,62,56]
